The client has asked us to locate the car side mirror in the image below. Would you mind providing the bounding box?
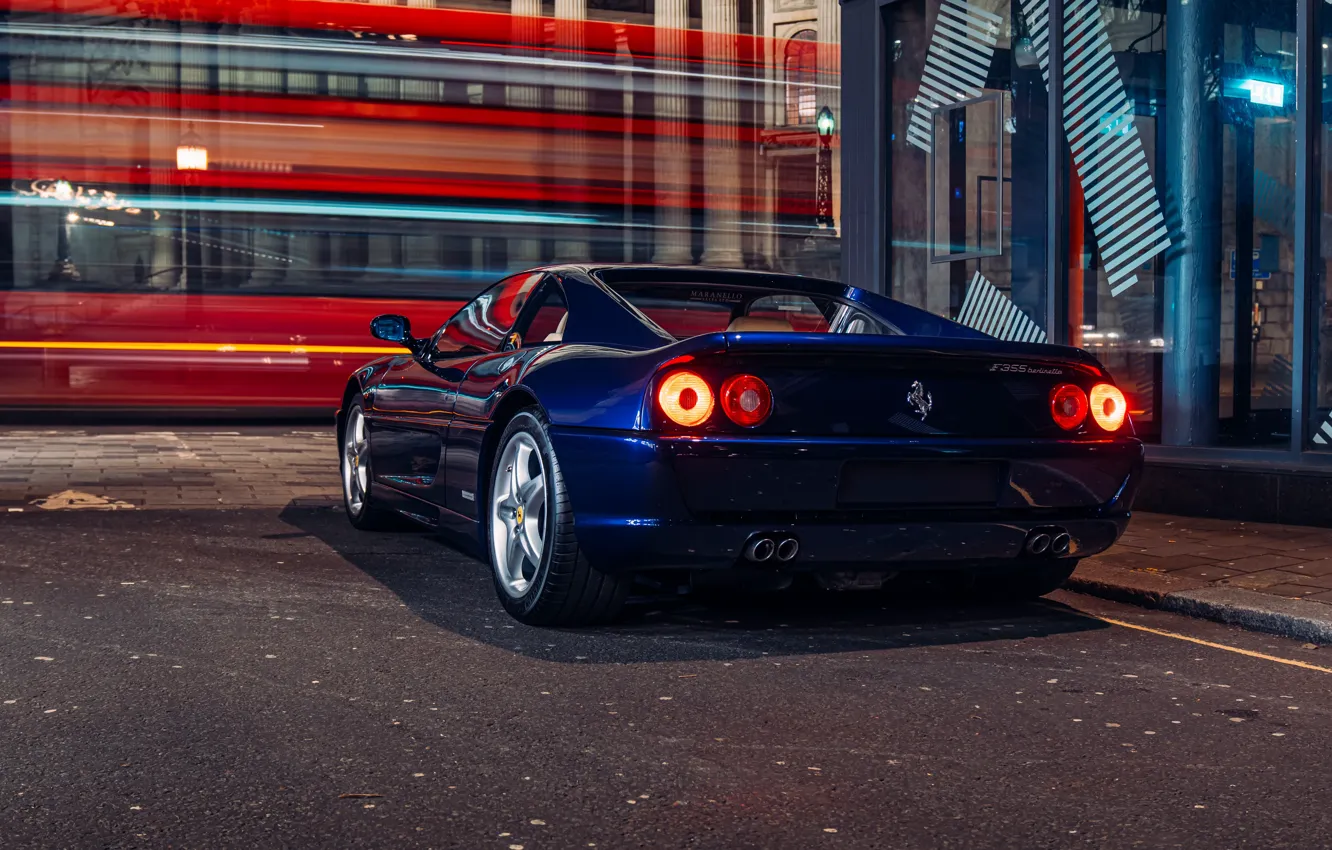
[371,314,411,344]
[370,314,427,358]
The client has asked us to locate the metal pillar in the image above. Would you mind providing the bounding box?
[838,0,889,292]
[1045,0,1065,342]
[816,135,834,229]
[1162,0,1222,446]
[1292,0,1321,452]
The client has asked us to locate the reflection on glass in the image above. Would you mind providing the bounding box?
[888,0,1047,341]
[1078,0,1295,448]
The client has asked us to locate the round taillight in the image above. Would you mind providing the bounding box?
[720,374,772,427]
[1050,384,1089,431]
[1089,383,1128,432]
[657,371,714,427]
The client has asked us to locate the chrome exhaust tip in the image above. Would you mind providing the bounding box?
[1051,532,1072,557]
[776,538,800,562]
[1026,532,1052,556]
[745,537,776,563]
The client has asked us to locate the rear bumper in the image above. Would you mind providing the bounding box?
[549,428,1143,573]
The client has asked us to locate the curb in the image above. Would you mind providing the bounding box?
[1068,559,1332,645]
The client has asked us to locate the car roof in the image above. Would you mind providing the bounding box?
[539,264,988,343]
[550,264,850,298]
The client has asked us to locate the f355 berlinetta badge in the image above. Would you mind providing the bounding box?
[907,380,933,421]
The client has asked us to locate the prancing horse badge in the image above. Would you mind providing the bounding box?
[907,380,933,421]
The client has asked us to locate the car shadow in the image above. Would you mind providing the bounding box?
[280,506,1108,664]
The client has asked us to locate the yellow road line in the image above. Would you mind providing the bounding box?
[1088,613,1332,675]
[0,340,401,355]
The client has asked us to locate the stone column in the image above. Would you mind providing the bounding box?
[615,26,636,262]
[508,0,545,270]
[552,0,589,261]
[701,0,743,266]
[652,0,693,264]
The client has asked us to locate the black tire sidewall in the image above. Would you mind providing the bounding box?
[488,410,566,620]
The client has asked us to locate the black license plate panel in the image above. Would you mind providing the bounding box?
[837,460,1004,507]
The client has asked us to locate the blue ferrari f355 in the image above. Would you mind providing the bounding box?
[337,265,1143,625]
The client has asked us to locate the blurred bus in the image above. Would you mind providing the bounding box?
[0,0,839,414]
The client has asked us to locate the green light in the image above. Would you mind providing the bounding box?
[816,106,836,138]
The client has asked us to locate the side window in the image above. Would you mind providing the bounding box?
[432,272,544,357]
[514,282,569,346]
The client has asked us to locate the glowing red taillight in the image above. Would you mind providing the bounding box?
[1050,384,1089,431]
[1089,383,1128,431]
[657,371,714,427]
[720,374,772,427]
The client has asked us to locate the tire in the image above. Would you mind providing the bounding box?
[975,559,1078,601]
[487,409,630,626]
[340,397,398,531]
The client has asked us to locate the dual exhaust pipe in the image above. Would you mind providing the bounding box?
[1025,527,1072,558]
[744,534,800,563]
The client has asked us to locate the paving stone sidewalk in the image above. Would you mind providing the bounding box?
[0,427,340,510]
[5,428,1332,632]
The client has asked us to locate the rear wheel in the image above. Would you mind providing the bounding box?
[341,399,397,530]
[488,409,630,626]
[974,559,1078,601]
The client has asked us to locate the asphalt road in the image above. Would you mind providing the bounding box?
[3,508,1331,850]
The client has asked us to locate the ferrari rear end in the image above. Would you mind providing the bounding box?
[548,331,1142,590]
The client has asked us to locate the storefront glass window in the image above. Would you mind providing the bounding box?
[886,0,1050,343]
[1312,7,1332,450]
[1070,0,1296,447]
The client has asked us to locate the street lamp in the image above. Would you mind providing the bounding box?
[815,106,836,232]
[176,124,208,171]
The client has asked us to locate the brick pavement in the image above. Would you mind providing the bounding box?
[0,428,339,510]
[5,428,1332,614]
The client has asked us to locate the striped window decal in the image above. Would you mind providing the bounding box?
[1314,411,1332,446]
[955,271,1048,343]
[1022,0,1172,297]
[907,0,1003,152]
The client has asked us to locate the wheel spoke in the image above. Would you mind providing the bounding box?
[518,520,542,565]
[516,475,543,508]
[508,457,521,500]
[512,442,531,492]
[525,480,546,526]
[505,532,525,580]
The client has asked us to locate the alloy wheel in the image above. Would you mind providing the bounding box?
[342,407,370,517]
[491,431,548,598]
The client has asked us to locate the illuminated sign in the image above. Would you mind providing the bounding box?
[1241,80,1285,107]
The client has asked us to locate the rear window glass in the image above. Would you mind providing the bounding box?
[603,282,894,340]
